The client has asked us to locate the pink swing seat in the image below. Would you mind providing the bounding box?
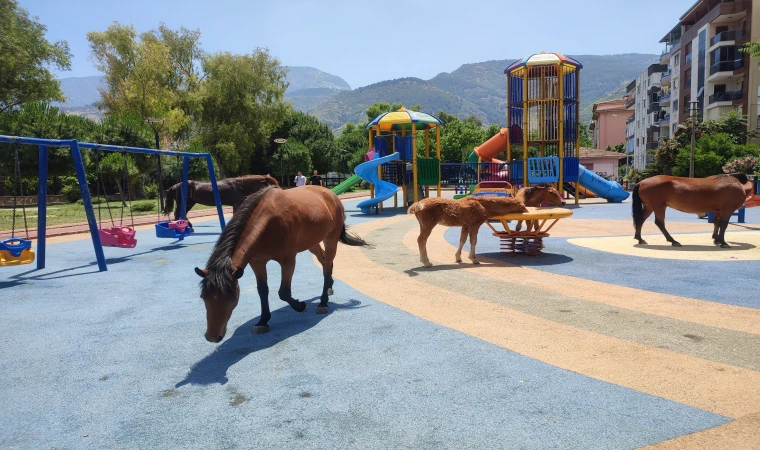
[99,226,137,248]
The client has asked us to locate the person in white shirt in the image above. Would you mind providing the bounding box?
[294,171,307,187]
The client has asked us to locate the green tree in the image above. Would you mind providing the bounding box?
[272,141,311,186]
[741,41,760,62]
[98,152,139,206]
[579,122,593,148]
[198,49,289,175]
[336,122,369,171]
[365,102,404,121]
[268,111,337,174]
[673,133,760,177]
[0,0,72,112]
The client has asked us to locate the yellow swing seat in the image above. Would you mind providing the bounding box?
[0,238,36,266]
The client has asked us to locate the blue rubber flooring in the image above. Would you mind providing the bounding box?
[0,198,731,449]
[444,201,760,309]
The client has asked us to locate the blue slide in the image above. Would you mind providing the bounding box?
[577,165,630,203]
[355,152,401,213]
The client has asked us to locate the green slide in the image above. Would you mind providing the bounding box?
[331,174,363,196]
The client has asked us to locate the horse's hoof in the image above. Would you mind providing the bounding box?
[252,326,269,335]
[327,288,334,296]
[720,243,731,248]
[296,302,308,313]
[316,306,329,314]
[423,262,433,268]
[671,241,682,247]
[471,260,480,265]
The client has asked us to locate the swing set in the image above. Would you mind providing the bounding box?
[0,135,225,272]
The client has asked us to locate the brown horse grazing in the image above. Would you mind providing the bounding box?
[408,196,528,267]
[514,184,566,232]
[194,185,367,342]
[164,175,279,220]
[633,173,754,248]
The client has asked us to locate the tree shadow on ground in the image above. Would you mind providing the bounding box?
[175,298,365,388]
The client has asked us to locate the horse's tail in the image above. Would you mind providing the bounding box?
[339,214,368,247]
[632,183,643,230]
[163,183,178,214]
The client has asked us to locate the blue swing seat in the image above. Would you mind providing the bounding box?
[155,220,192,240]
[0,238,35,266]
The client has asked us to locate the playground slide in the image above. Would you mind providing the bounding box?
[355,152,401,214]
[577,165,629,203]
[468,127,509,164]
[331,174,362,196]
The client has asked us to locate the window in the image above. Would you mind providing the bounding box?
[674,99,679,111]
[714,84,726,94]
[674,54,680,66]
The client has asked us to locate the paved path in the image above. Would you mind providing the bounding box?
[0,193,758,448]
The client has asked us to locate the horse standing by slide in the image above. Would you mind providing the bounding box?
[408,196,527,267]
[194,185,367,343]
[632,173,754,248]
[164,175,279,220]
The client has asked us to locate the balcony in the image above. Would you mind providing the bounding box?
[626,114,635,124]
[708,89,742,105]
[710,29,745,47]
[626,79,637,94]
[624,95,636,109]
[647,102,661,114]
[709,59,744,76]
[659,92,672,104]
[660,114,671,125]
[646,142,659,150]
[660,71,672,85]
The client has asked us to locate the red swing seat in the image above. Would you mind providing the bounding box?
[98,226,137,248]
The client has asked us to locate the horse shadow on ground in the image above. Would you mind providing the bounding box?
[634,242,756,252]
[347,208,410,219]
[403,252,573,276]
[175,298,365,388]
[0,241,213,285]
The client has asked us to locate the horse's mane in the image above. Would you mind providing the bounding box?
[713,173,749,184]
[234,175,280,192]
[200,185,279,298]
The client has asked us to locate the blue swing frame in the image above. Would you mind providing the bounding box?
[0,135,226,272]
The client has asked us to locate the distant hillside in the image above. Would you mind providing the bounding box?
[311,78,489,126]
[311,53,658,128]
[284,66,351,92]
[52,76,104,108]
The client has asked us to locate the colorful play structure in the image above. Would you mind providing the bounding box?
[349,53,629,217]
[0,135,225,271]
[342,108,443,214]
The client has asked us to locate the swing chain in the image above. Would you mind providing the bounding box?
[11,142,29,240]
[94,149,115,228]
[121,152,135,229]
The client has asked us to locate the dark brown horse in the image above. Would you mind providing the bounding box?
[514,184,566,232]
[164,175,279,220]
[633,173,754,248]
[408,196,527,267]
[194,185,367,342]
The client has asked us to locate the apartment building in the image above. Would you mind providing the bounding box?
[675,0,758,129]
[625,0,759,170]
[625,64,669,170]
[589,99,633,150]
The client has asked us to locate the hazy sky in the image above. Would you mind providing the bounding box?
[23,0,694,88]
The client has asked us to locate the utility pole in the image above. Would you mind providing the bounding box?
[274,138,287,186]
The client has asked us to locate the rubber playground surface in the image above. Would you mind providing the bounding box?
[1,193,759,449]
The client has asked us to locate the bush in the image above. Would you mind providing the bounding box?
[130,201,156,213]
[143,183,159,200]
[61,183,81,203]
[76,197,106,205]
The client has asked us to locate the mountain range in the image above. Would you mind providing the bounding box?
[56,54,658,130]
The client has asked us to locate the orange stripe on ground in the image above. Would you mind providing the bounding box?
[400,224,760,336]
[330,215,760,419]
[644,411,760,449]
